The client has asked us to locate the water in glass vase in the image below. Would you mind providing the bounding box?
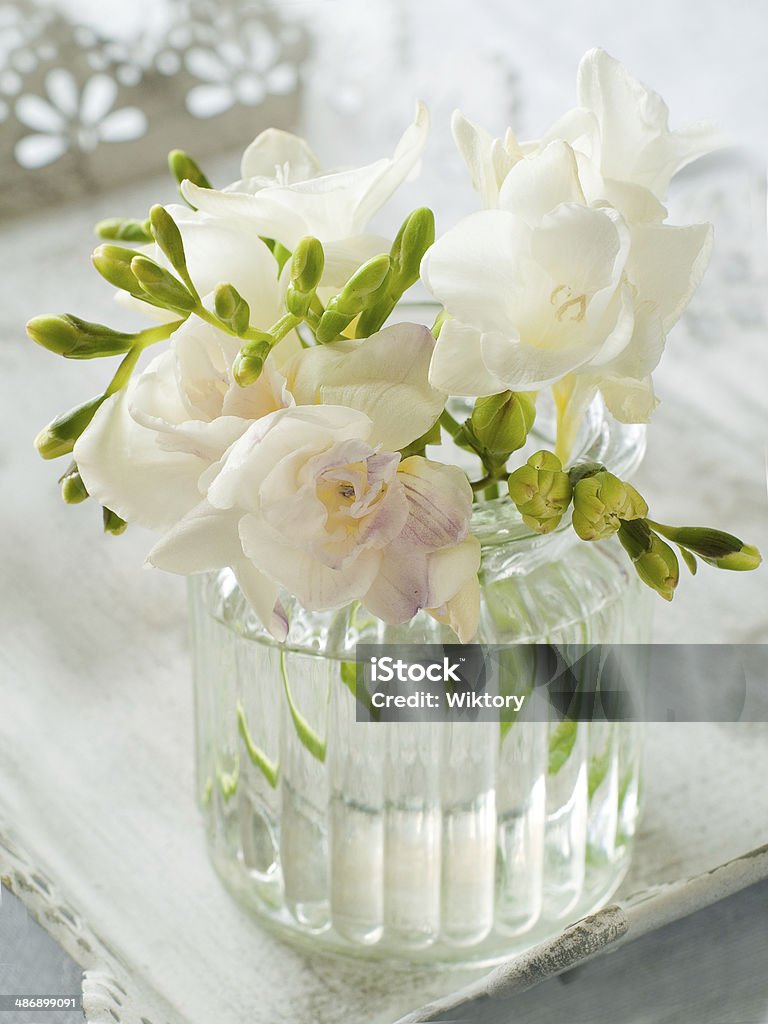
[189,487,652,966]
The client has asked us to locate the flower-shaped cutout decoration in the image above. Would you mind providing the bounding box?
[14,68,147,168]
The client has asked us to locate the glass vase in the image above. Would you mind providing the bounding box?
[188,396,652,966]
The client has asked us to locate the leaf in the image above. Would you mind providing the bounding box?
[678,545,698,575]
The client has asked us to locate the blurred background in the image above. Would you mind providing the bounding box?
[2,0,767,215]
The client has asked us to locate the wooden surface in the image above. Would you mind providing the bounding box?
[1,142,767,1024]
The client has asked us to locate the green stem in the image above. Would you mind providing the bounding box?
[471,470,509,494]
[237,702,279,788]
[280,650,327,763]
[105,318,187,396]
[439,409,463,439]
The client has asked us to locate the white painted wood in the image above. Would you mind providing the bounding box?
[1,146,766,1024]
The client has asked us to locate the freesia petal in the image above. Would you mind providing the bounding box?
[479,330,596,390]
[319,234,391,288]
[234,561,287,641]
[180,183,309,250]
[498,140,585,222]
[426,555,481,643]
[598,375,658,423]
[74,386,205,532]
[626,222,713,331]
[425,536,481,608]
[531,203,627,296]
[350,101,430,230]
[147,500,243,572]
[396,456,473,549]
[451,109,516,208]
[577,48,718,196]
[428,319,507,397]
[240,127,320,183]
[636,121,721,197]
[285,323,445,450]
[166,206,283,318]
[421,209,531,333]
[362,542,429,624]
[207,406,373,510]
[239,514,382,610]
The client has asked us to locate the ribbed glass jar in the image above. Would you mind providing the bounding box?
[188,401,652,966]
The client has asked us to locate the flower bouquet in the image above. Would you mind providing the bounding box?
[29,49,760,963]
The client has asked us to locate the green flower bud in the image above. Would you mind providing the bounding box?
[571,470,648,541]
[315,254,391,342]
[233,338,272,387]
[286,236,325,317]
[130,255,196,311]
[390,207,435,290]
[34,395,105,460]
[315,301,355,344]
[470,391,536,459]
[290,236,324,294]
[618,520,679,601]
[168,149,212,191]
[214,283,251,336]
[508,450,573,534]
[149,206,194,293]
[95,217,152,243]
[92,244,143,295]
[339,254,391,311]
[649,523,762,572]
[103,507,128,535]
[59,462,89,504]
[27,314,135,360]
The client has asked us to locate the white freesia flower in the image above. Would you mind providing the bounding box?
[148,406,480,642]
[452,50,718,224]
[74,316,296,533]
[572,48,719,202]
[75,316,454,633]
[180,103,430,257]
[424,140,712,452]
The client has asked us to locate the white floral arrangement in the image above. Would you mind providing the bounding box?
[30,49,760,642]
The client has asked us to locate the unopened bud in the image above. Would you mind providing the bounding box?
[95,217,152,243]
[103,507,128,535]
[92,244,142,294]
[149,205,191,287]
[286,236,324,317]
[390,207,435,290]
[27,314,135,360]
[508,450,573,534]
[34,395,104,460]
[59,461,89,504]
[471,391,536,459]
[290,236,324,294]
[214,283,251,336]
[234,337,272,386]
[618,520,679,601]
[338,254,391,311]
[571,470,648,541]
[315,254,391,343]
[168,149,212,191]
[650,523,762,572]
[130,255,196,311]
